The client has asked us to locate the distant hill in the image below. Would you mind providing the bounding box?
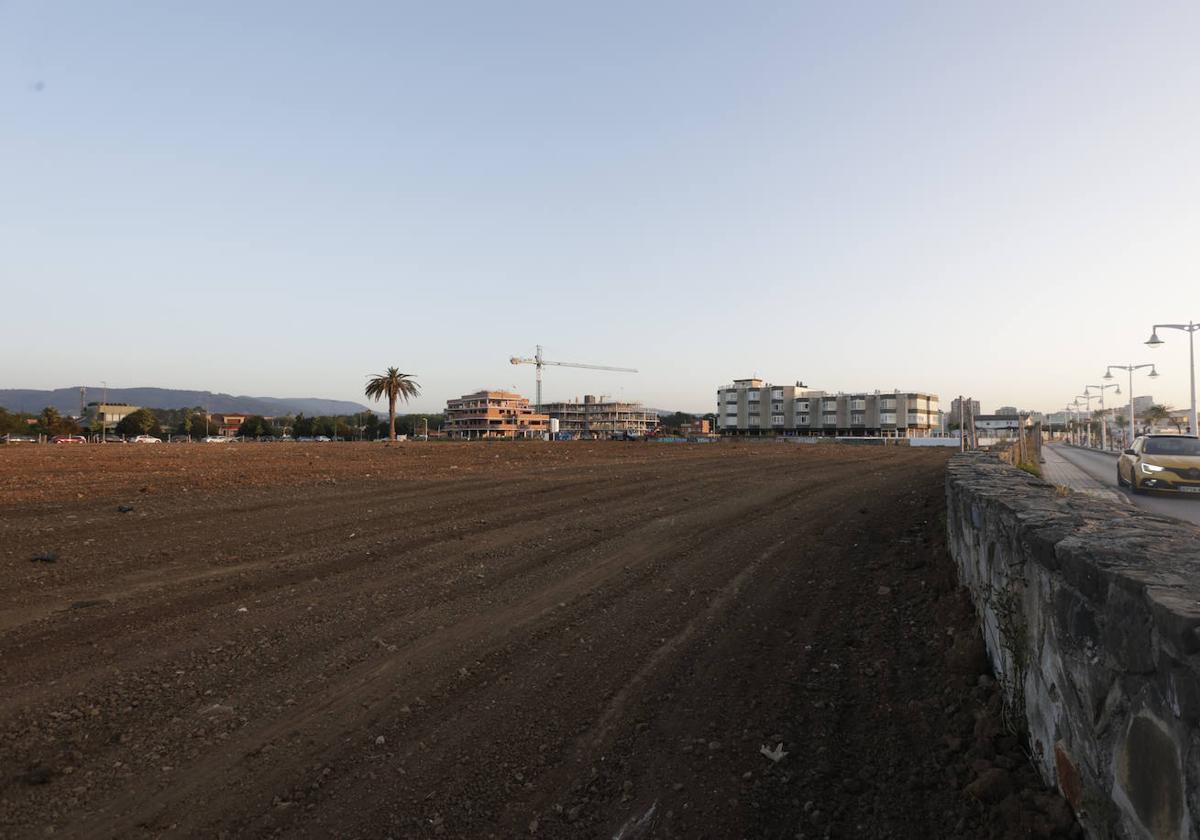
[0,387,371,417]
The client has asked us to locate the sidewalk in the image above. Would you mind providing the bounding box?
[1040,447,1129,505]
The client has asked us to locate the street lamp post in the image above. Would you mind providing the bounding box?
[1084,383,1120,451]
[1061,405,1077,444]
[1070,400,1089,446]
[1104,364,1159,447]
[1074,393,1097,447]
[1146,321,1198,435]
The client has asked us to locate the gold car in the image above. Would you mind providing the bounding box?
[1118,434,1200,494]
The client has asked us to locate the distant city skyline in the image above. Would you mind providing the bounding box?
[2,2,1198,416]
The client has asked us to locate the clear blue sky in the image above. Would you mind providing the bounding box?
[3,2,1198,415]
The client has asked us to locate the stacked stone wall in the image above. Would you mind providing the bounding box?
[946,453,1199,839]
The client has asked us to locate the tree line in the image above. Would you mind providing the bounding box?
[0,404,445,440]
[0,406,83,437]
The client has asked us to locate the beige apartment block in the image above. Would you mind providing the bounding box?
[541,395,658,439]
[716,378,939,437]
[445,390,550,440]
[85,403,141,430]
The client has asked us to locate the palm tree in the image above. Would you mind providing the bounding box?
[364,367,421,441]
[38,406,62,434]
[1140,403,1171,434]
[1168,413,1187,434]
[1114,413,1130,447]
[1087,411,1102,445]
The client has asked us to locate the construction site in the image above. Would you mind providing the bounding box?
[440,345,656,441]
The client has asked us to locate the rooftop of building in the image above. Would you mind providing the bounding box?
[449,390,529,401]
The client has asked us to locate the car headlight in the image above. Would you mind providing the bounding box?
[1141,462,1165,474]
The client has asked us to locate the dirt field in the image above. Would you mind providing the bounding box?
[0,443,1076,839]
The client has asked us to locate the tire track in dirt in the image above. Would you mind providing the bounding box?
[75,469,842,838]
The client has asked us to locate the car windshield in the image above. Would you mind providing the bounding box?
[1144,437,1200,456]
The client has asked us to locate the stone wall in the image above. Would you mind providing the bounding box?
[946,453,1200,839]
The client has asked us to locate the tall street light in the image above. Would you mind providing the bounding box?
[1069,398,1084,446]
[1104,364,1159,446]
[1075,393,1094,446]
[1146,321,1198,435]
[1060,405,1077,444]
[1084,383,1120,450]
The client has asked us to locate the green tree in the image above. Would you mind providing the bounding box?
[115,409,163,438]
[397,413,443,437]
[364,412,382,439]
[177,410,210,440]
[365,367,421,441]
[37,406,62,435]
[293,413,314,437]
[0,407,34,435]
[659,411,696,432]
[238,415,277,438]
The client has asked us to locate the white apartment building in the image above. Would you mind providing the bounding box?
[974,414,1023,440]
[716,378,939,437]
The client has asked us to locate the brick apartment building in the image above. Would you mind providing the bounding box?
[444,391,550,440]
[540,395,658,439]
[717,378,939,437]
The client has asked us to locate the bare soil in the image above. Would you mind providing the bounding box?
[0,442,1076,839]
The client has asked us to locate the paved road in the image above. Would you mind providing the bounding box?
[1049,444,1200,527]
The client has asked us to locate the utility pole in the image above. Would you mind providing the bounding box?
[958,395,965,451]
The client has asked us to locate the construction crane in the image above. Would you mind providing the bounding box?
[509,345,637,411]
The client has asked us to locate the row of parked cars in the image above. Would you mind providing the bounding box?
[47,435,163,444]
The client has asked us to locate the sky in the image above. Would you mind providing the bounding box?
[2,2,1199,415]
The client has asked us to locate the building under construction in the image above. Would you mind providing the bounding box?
[541,395,658,439]
[444,390,550,440]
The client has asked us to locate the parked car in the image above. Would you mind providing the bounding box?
[202,436,229,443]
[1118,434,1200,494]
[52,435,87,444]
[132,435,162,444]
[314,435,331,442]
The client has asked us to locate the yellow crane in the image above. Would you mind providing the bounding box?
[509,345,637,411]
